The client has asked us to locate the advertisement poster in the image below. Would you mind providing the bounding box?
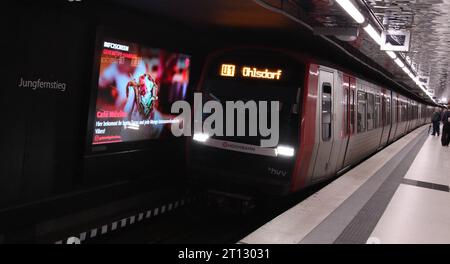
[92,39,190,145]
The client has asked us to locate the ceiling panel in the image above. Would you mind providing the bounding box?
[365,0,450,102]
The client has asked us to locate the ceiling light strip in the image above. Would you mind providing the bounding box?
[337,1,436,102]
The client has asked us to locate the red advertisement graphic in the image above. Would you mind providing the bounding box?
[92,39,190,145]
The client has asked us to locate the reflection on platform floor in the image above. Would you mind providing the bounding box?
[241,125,450,244]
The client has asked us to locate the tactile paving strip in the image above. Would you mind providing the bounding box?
[299,129,429,244]
[334,131,429,244]
[402,178,449,193]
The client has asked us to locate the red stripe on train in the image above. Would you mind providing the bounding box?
[291,63,319,191]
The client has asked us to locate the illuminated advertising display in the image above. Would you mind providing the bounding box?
[91,38,190,145]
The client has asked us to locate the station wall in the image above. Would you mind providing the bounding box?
[0,0,207,223]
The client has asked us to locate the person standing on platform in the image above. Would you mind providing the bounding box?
[442,108,450,147]
[431,110,441,136]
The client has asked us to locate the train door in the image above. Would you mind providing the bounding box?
[385,91,392,142]
[418,104,422,125]
[312,69,335,180]
[341,75,355,169]
[393,94,399,139]
[402,98,408,134]
[406,99,411,132]
[335,74,351,172]
[378,89,387,149]
[388,92,397,143]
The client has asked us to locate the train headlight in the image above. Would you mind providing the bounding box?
[275,146,295,157]
[193,133,210,143]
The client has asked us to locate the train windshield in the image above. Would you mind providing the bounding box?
[204,78,298,113]
[200,50,305,146]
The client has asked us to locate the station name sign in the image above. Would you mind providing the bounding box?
[220,64,282,80]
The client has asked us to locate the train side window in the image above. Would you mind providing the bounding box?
[407,103,410,122]
[386,97,391,125]
[406,103,408,121]
[322,83,332,141]
[382,96,386,126]
[367,93,374,131]
[343,86,349,135]
[342,83,350,135]
[409,104,411,121]
[408,103,411,121]
[406,102,411,121]
[403,102,407,122]
[350,90,355,134]
[292,87,302,114]
[400,102,406,122]
[404,102,407,122]
[357,91,366,133]
[406,102,410,121]
[375,95,381,128]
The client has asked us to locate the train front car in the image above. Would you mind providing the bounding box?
[187,48,307,196]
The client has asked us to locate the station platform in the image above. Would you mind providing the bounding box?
[240,125,450,244]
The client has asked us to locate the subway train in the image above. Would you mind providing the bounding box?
[187,47,437,196]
